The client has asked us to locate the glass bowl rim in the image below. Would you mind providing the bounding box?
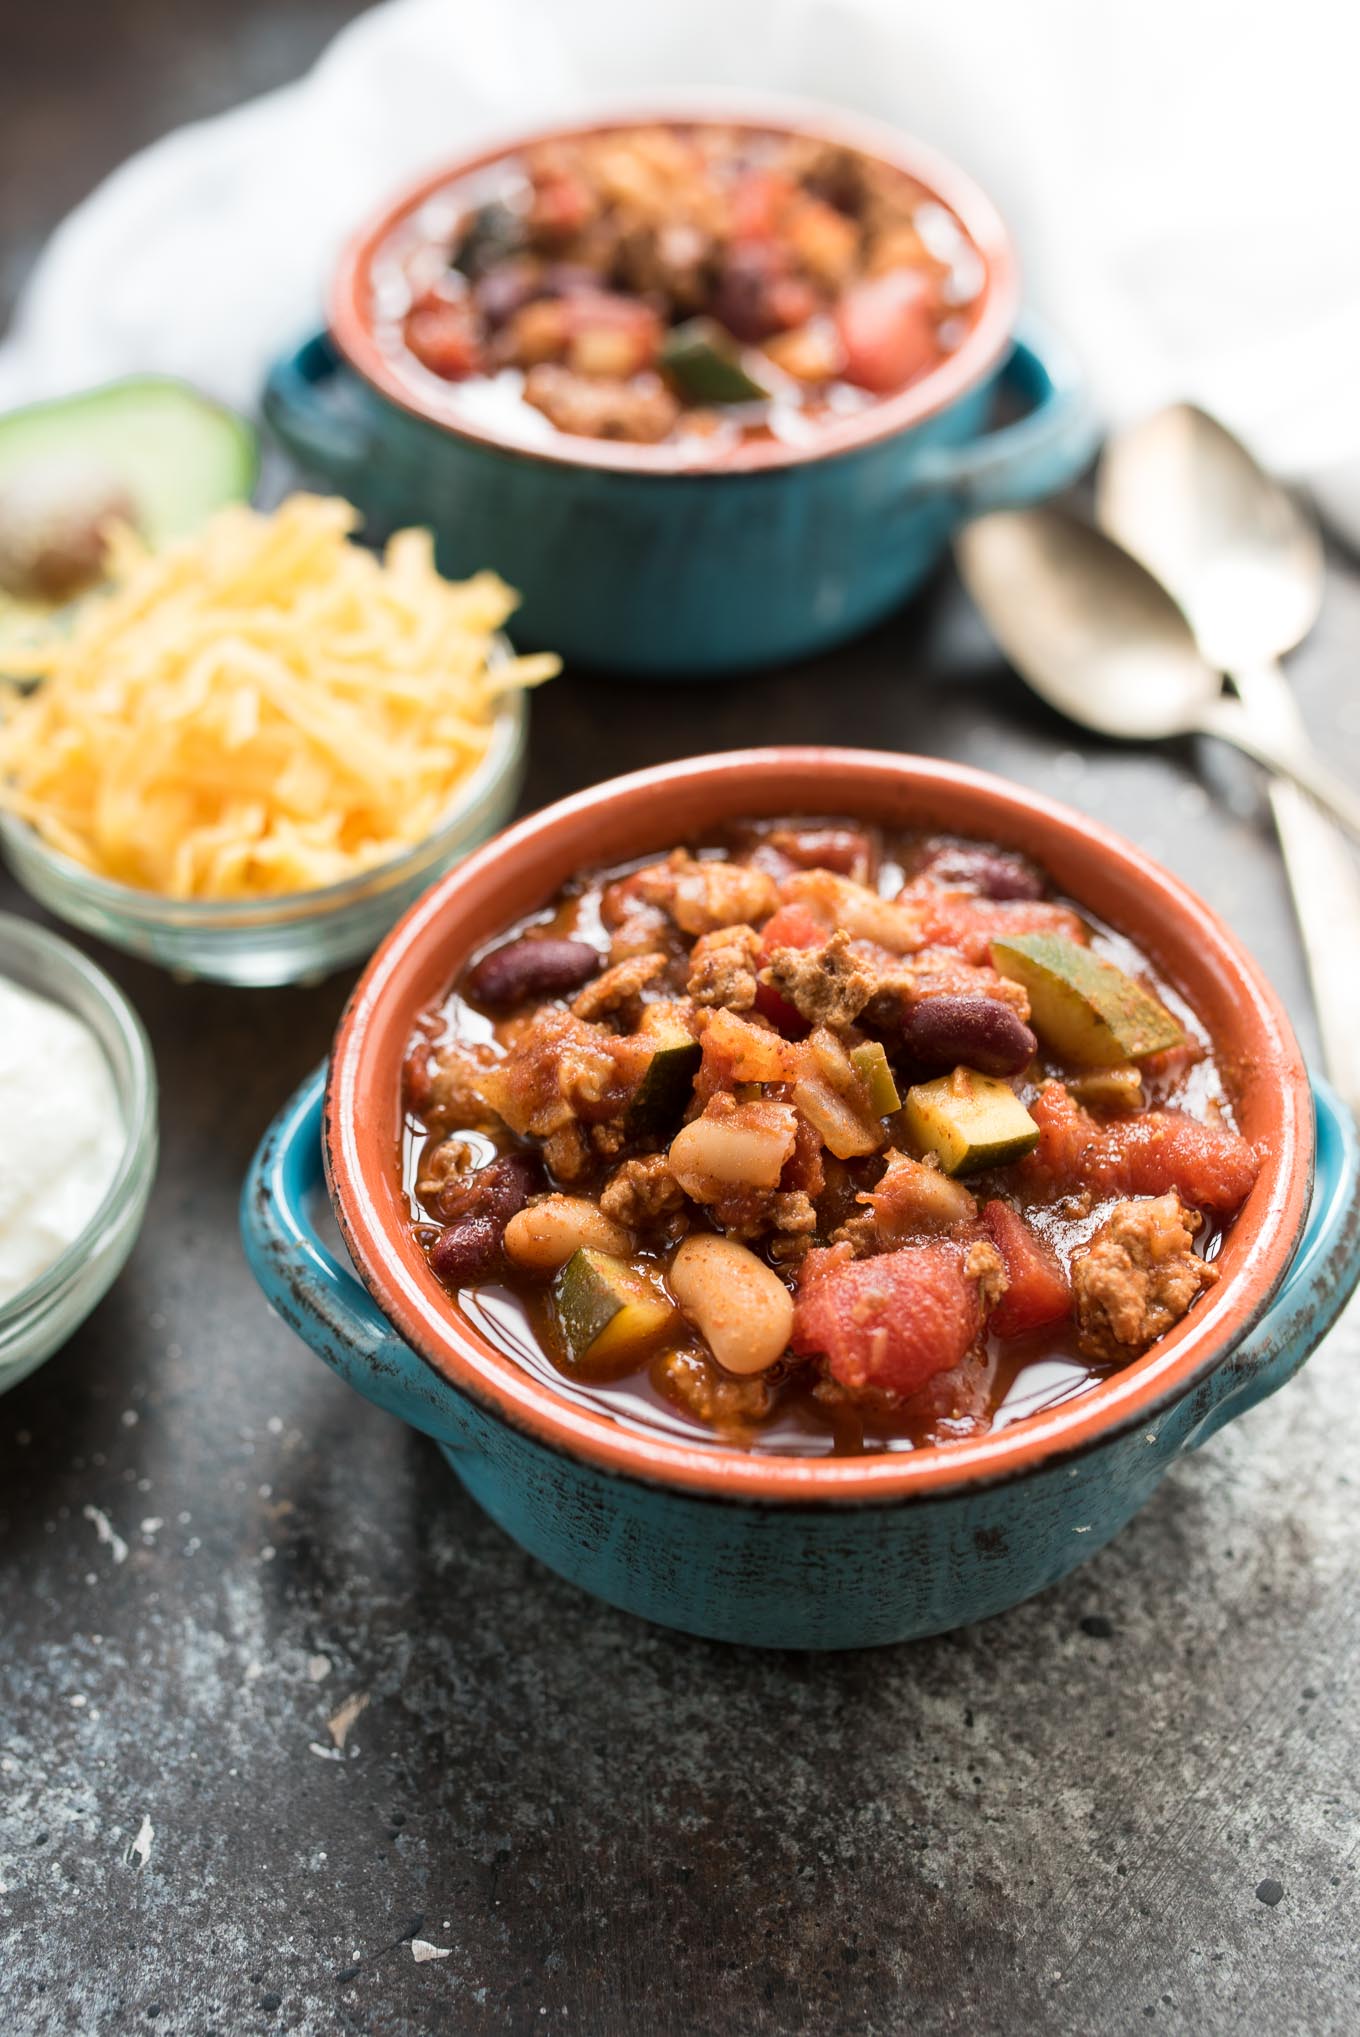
[0,686,526,932]
[0,911,157,1331]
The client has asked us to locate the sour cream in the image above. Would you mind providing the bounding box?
[0,974,125,1306]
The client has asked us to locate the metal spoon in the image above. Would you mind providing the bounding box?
[953,505,1360,841]
[1098,404,1360,1116]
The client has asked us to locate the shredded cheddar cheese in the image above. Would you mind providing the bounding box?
[0,495,557,899]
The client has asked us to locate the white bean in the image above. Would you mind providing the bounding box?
[503,1195,632,1273]
[668,1102,797,1197]
[668,1234,795,1376]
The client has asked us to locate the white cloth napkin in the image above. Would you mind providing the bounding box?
[4,0,1358,535]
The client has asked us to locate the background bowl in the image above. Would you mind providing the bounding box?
[0,913,157,1394]
[264,105,1096,674]
[242,750,1356,1647]
[0,689,526,987]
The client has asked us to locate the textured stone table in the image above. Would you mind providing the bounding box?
[2,11,1359,2034]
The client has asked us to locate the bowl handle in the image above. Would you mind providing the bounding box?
[240,1065,474,1444]
[912,321,1098,515]
[1184,1076,1360,1449]
[261,333,374,490]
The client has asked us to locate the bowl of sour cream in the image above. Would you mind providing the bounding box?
[0,914,157,1393]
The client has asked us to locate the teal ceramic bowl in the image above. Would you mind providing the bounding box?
[239,751,1360,1648]
[263,108,1096,676]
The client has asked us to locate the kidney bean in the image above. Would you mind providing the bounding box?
[433,1150,542,1227]
[712,243,817,342]
[465,936,601,1008]
[473,260,543,330]
[540,262,600,299]
[429,1214,505,1286]
[895,996,1037,1079]
[427,1150,543,1286]
[917,843,1045,901]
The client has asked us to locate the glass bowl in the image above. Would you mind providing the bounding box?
[0,914,158,1395]
[0,692,526,987]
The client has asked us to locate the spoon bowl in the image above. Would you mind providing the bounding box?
[1099,401,1360,1121]
[956,500,1360,842]
[1096,403,1324,670]
[955,505,1229,740]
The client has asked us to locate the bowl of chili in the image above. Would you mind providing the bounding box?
[263,105,1095,675]
[241,751,1359,1647]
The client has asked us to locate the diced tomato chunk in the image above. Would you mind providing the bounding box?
[696,1006,793,1100]
[754,983,803,1032]
[792,1241,987,1399]
[403,303,483,380]
[530,171,593,239]
[981,1201,1071,1337]
[768,825,876,881]
[1026,1083,1260,1217]
[759,902,828,957]
[913,895,1088,967]
[729,170,797,241]
[835,270,939,394]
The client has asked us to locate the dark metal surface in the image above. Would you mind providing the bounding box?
[2,11,1359,2034]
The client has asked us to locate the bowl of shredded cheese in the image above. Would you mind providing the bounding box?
[0,494,555,985]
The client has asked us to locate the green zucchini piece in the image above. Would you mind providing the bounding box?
[904,1070,1039,1177]
[452,200,525,278]
[991,933,1183,1066]
[850,1040,901,1117]
[555,1249,676,1372]
[659,319,771,404]
[1068,1066,1144,1112]
[626,1033,702,1136]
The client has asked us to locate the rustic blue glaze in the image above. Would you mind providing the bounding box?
[241,1071,1358,1650]
[262,326,1094,676]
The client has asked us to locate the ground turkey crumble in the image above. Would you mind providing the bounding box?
[1071,1193,1217,1363]
[761,928,878,1027]
[687,924,762,1009]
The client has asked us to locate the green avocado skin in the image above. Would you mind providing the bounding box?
[0,377,258,549]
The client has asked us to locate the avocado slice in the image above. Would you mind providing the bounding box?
[850,1040,901,1117]
[990,933,1183,1066]
[626,1033,702,1138]
[659,320,771,405]
[904,1069,1039,1176]
[0,378,257,605]
[555,1249,677,1373]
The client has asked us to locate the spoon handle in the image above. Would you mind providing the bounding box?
[1194,693,1360,844]
[1228,663,1360,1121]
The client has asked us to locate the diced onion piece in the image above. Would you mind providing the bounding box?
[791,1074,882,1160]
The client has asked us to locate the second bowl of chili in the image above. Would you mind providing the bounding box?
[263,104,1094,674]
